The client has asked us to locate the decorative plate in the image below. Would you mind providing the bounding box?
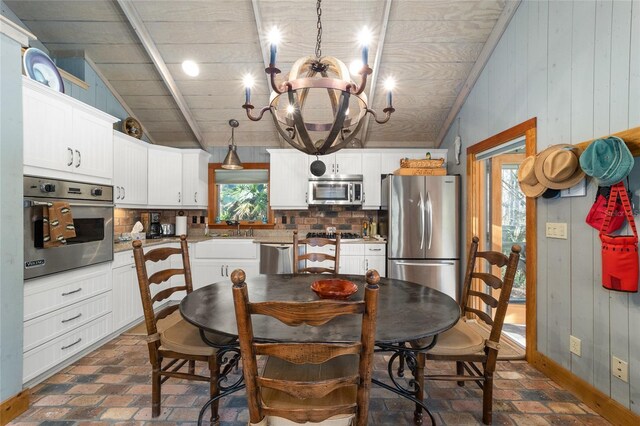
[23,48,64,93]
[122,117,143,139]
[311,279,358,299]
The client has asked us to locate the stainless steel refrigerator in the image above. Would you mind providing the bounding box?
[382,175,460,300]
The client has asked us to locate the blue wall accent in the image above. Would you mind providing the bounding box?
[0,31,26,402]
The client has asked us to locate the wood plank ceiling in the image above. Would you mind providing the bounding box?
[6,0,507,150]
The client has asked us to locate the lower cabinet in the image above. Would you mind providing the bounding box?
[111,261,144,332]
[23,263,113,384]
[188,240,260,290]
[305,243,387,277]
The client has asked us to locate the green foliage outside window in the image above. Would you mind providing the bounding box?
[218,183,268,222]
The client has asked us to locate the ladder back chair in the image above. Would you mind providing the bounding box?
[293,230,341,274]
[132,235,231,422]
[414,236,521,424]
[231,269,380,426]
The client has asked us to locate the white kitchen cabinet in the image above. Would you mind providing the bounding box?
[308,243,387,277]
[111,262,143,332]
[186,240,260,291]
[362,152,381,209]
[148,145,183,206]
[22,77,117,184]
[364,244,386,277]
[113,131,148,206]
[182,149,210,208]
[23,263,112,384]
[307,150,362,177]
[268,149,309,209]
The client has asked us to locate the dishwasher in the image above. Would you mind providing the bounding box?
[259,243,294,274]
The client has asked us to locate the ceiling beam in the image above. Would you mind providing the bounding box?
[360,0,393,147]
[116,0,205,150]
[435,0,521,147]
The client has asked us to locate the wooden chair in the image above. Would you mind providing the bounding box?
[293,230,341,274]
[414,236,521,424]
[231,269,380,425]
[132,235,232,422]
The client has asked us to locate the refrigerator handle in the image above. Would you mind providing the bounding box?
[394,261,456,267]
[419,192,425,250]
[426,191,433,250]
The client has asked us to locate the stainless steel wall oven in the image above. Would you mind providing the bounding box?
[24,175,114,280]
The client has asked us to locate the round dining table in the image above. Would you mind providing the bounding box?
[180,273,460,425]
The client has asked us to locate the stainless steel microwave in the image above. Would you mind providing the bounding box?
[308,175,363,205]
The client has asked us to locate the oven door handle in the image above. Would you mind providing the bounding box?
[25,200,115,208]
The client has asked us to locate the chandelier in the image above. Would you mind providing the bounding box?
[242,0,395,156]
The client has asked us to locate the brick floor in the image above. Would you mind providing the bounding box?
[10,335,610,425]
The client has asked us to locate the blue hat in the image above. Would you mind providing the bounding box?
[579,136,634,186]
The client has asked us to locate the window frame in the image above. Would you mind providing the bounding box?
[207,162,275,229]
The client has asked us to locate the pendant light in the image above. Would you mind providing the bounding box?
[222,119,243,170]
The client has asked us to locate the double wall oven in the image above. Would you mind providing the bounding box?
[24,175,114,280]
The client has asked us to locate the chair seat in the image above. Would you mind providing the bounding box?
[427,318,486,356]
[252,355,358,426]
[160,317,232,357]
[156,310,183,333]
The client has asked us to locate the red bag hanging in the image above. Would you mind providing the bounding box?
[586,194,626,233]
[599,182,639,292]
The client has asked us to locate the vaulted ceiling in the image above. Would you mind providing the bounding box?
[6,0,513,150]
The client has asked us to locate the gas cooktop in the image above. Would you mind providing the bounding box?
[306,232,362,240]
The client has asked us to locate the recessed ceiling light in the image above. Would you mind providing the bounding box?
[182,60,199,77]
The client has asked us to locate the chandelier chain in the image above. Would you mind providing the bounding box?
[315,0,322,59]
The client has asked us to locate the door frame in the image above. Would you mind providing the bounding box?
[466,117,537,361]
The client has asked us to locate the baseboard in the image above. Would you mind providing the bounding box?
[531,351,640,426]
[0,389,30,426]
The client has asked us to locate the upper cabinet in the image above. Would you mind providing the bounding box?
[113,131,148,207]
[307,151,362,177]
[182,149,210,208]
[362,152,381,210]
[268,149,309,209]
[147,145,182,207]
[23,78,118,184]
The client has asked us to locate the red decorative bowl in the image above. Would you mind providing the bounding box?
[311,279,358,299]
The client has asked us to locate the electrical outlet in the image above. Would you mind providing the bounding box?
[569,335,581,356]
[545,222,568,239]
[612,356,629,382]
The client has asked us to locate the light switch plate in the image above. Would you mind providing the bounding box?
[570,335,581,357]
[612,356,629,382]
[546,222,568,239]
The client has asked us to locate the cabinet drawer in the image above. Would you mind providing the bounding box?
[24,292,111,352]
[195,240,258,259]
[23,313,112,383]
[24,263,111,321]
[113,250,135,268]
[364,244,385,255]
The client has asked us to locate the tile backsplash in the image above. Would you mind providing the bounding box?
[114,208,207,237]
[115,206,378,237]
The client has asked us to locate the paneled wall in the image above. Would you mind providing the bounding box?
[441,0,640,413]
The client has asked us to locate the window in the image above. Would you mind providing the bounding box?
[208,163,274,228]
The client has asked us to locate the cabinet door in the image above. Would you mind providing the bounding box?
[269,150,309,209]
[112,264,143,331]
[365,255,386,277]
[148,147,183,206]
[362,152,381,209]
[23,84,73,173]
[182,151,209,208]
[114,133,148,206]
[72,108,113,179]
[335,152,362,175]
[339,256,364,275]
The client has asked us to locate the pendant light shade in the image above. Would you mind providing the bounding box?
[222,119,243,170]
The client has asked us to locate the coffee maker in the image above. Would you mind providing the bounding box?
[146,211,162,239]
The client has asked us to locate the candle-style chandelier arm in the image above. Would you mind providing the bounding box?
[366,107,395,124]
[266,65,288,95]
[351,66,373,96]
[242,103,272,122]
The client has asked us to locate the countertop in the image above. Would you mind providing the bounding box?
[113,235,386,253]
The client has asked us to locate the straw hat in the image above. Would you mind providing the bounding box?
[534,144,585,190]
[517,155,546,198]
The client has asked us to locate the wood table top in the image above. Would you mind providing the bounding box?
[180,273,460,345]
